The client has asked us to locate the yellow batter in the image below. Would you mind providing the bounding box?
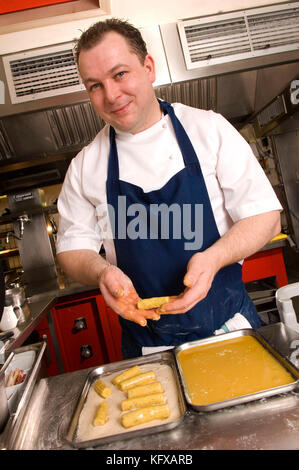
[177,336,294,405]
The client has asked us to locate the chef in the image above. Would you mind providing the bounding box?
[56,18,282,358]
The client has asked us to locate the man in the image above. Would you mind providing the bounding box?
[56,18,282,358]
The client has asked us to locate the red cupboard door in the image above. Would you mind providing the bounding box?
[51,296,110,373]
[0,1,76,14]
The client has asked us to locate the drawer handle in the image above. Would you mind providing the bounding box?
[73,317,87,333]
[80,344,93,360]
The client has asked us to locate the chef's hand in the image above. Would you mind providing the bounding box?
[98,265,160,326]
[157,251,218,314]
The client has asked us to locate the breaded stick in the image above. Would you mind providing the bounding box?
[119,371,156,391]
[121,393,165,411]
[137,297,169,310]
[127,381,163,399]
[112,365,141,387]
[94,379,111,398]
[93,401,108,426]
[121,404,170,428]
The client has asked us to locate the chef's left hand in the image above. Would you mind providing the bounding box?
[157,251,219,314]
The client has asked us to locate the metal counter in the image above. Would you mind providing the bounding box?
[4,281,97,352]
[12,323,299,450]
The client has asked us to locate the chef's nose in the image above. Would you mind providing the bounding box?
[104,80,120,103]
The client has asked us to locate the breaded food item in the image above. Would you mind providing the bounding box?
[119,371,156,391]
[93,401,108,426]
[137,297,169,310]
[94,379,111,398]
[121,393,165,411]
[121,404,170,428]
[127,381,163,399]
[112,365,141,387]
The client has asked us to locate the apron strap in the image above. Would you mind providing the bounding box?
[108,125,119,181]
[158,99,199,167]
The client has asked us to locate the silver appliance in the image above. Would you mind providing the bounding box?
[7,189,59,297]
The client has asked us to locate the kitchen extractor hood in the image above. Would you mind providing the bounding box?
[177,2,299,70]
[3,42,85,104]
[0,3,298,195]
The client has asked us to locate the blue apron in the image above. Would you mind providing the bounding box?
[106,100,261,358]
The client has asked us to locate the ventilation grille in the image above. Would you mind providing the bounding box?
[3,43,85,104]
[178,3,299,69]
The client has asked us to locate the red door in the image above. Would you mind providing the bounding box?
[52,295,110,373]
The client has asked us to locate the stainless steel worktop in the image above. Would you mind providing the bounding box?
[12,323,299,450]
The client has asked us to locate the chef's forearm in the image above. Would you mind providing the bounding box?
[205,210,281,272]
[57,249,110,286]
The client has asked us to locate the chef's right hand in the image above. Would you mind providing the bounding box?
[98,264,160,327]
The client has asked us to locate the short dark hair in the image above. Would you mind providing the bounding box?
[74,18,148,64]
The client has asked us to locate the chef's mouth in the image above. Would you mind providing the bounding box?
[111,102,132,115]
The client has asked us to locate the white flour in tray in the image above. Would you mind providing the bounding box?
[76,362,182,443]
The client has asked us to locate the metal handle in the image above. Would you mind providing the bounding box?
[73,317,87,332]
[80,344,93,360]
[42,334,52,364]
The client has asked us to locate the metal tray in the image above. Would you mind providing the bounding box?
[0,341,47,449]
[175,329,299,412]
[65,351,187,449]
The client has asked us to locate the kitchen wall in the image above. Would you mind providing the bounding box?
[0,0,289,54]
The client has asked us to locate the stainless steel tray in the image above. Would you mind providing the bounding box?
[65,351,187,449]
[0,341,47,449]
[175,329,299,412]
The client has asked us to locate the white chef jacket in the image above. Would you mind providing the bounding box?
[56,103,282,264]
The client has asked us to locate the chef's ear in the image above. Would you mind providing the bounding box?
[143,54,156,84]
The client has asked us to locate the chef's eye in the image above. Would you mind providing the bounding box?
[116,71,126,79]
[90,83,100,91]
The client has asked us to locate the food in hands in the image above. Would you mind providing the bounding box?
[121,403,170,428]
[127,381,163,399]
[119,371,156,391]
[94,379,111,398]
[137,297,170,310]
[93,401,108,426]
[112,365,141,386]
[121,392,165,411]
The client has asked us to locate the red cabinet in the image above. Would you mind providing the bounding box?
[35,315,60,376]
[36,291,123,376]
[0,0,76,14]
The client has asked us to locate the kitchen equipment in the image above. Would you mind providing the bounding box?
[276,282,299,335]
[0,306,18,331]
[175,329,299,412]
[0,342,46,449]
[65,351,186,449]
[0,352,14,432]
[5,282,26,309]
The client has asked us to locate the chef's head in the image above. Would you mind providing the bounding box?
[76,18,160,134]
[75,18,148,65]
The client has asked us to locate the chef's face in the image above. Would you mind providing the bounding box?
[78,32,160,134]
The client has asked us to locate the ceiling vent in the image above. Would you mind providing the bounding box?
[178,2,299,70]
[2,43,85,104]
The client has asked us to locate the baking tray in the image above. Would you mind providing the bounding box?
[175,329,299,412]
[65,351,187,449]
